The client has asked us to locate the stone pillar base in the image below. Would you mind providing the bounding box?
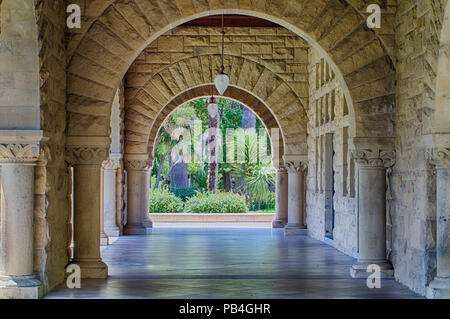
[105,226,121,238]
[69,260,108,279]
[0,275,42,299]
[272,219,287,228]
[284,223,307,235]
[426,277,450,299]
[123,226,152,235]
[350,260,394,279]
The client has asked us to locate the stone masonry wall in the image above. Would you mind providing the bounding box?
[35,0,70,294]
[126,26,310,109]
[390,0,447,295]
[306,47,357,258]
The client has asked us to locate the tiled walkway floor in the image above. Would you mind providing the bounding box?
[46,227,421,299]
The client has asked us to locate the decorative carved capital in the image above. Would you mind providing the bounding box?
[283,154,308,173]
[426,147,450,168]
[66,146,108,166]
[351,148,396,168]
[0,130,45,164]
[0,143,40,164]
[102,153,122,170]
[124,159,152,170]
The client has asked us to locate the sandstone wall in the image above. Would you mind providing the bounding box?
[306,47,357,258]
[390,0,447,295]
[126,26,310,108]
[35,0,70,294]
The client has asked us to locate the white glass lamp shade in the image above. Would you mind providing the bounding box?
[207,102,219,118]
[214,72,229,95]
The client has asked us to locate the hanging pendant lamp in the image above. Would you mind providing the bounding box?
[214,14,229,95]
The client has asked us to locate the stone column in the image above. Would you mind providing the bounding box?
[426,147,450,299]
[0,131,43,298]
[350,143,395,278]
[283,155,308,235]
[66,140,109,278]
[102,154,121,238]
[100,169,109,246]
[272,166,288,228]
[124,158,152,235]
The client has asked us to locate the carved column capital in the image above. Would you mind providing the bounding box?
[283,154,308,173]
[426,147,450,169]
[0,130,45,165]
[350,137,396,168]
[124,159,152,170]
[102,153,122,170]
[65,136,110,166]
[351,148,396,168]
[124,153,153,171]
[66,146,109,166]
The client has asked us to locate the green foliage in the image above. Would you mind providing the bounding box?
[188,162,208,189]
[184,192,249,213]
[149,189,184,213]
[227,129,275,202]
[169,187,198,201]
[251,192,276,210]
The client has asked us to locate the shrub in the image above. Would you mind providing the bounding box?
[251,192,276,211]
[169,187,198,201]
[149,189,184,213]
[184,192,249,213]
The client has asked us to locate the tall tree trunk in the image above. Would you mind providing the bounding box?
[223,171,232,192]
[207,103,219,192]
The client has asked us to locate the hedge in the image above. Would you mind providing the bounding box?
[184,192,248,214]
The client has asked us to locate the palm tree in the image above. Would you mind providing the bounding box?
[228,128,275,210]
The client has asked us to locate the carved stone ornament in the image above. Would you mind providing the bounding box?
[284,160,308,173]
[102,153,122,170]
[351,148,396,168]
[124,159,152,170]
[65,146,108,166]
[0,143,40,164]
[426,147,450,168]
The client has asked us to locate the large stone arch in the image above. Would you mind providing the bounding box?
[124,55,306,161]
[67,0,397,149]
[143,84,286,164]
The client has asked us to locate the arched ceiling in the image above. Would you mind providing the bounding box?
[124,55,307,158]
[66,0,397,145]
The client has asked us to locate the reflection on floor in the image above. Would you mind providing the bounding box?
[46,226,421,299]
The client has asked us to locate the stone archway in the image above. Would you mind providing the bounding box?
[145,84,285,162]
[123,79,292,235]
[65,1,398,283]
[124,55,306,161]
[66,0,397,146]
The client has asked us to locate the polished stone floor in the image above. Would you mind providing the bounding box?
[46,227,421,299]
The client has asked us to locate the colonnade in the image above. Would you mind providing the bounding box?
[0,135,449,298]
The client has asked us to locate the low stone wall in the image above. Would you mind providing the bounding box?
[149,213,275,223]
